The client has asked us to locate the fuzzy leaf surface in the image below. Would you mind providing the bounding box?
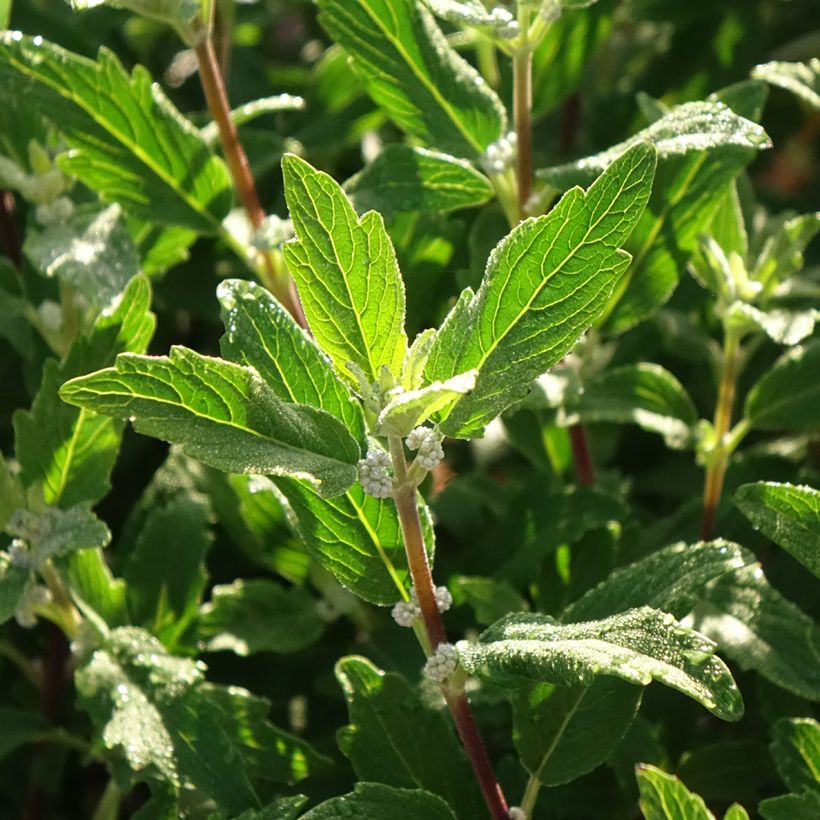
[735,482,820,579]
[457,607,743,720]
[301,783,456,820]
[346,145,493,218]
[0,34,232,232]
[59,347,360,497]
[282,154,407,386]
[752,59,820,109]
[334,656,484,819]
[426,142,657,437]
[316,0,505,158]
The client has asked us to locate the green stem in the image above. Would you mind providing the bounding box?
[513,11,533,220]
[90,779,121,820]
[387,436,511,820]
[0,638,40,687]
[701,328,742,540]
[39,560,82,639]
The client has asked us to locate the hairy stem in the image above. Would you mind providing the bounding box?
[193,33,305,326]
[513,25,533,220]
[701,329,742,539]
[388,436,511,820]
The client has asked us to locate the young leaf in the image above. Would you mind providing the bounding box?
[197,579,325,656]
[276,479,433,605]
[451,575,527,625]
[345,145,494,219]
[6,505,111,564]
[752,212,820,288]
[14,273,156,508]
[376,370,477,436]
[734,482,820,579]
[456,607,743,721]
[732,304,817,347]
[282,154,407,386]
[316,0,505,158]
[513,678,642,787]
[218,278,366,449]
[61,547,128,627]
[604,82,770,332]
[769,718,820,794]
[301,783,457,820]
[539,102,770,188]
[426,141,657,437]
[744,341,820,432]
[0,552,29,625]
[124,489,213,648]
[59,347,360,497]
[752,59,820,109]
[636,765,715,820]
[0,34,232,232]
[334,656,485,819]
[759,792,820,820]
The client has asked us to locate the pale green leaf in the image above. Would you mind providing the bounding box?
[604,82,770,332]
[752,59,820,109]
[0,34,232,232]
[0,552,29,625]
[426,141,657,437]
[423,0,508,29]
[282,154,407,386]
[451,575,527,625]
[6,505,110,564]
[513,678,642,786]
[759,792,820,820]
[770,717,820,794]
[346,145,493,219]
[376,370,477,436]
[59,346,360,497]
[316,0,506,158]
[69,0,200,37]
[301,783,456,820]
[334,656,485,818]
[724,805,751,820]
[636,765,715,820]
[24,204,139,306]
[735,482,820,579]
[457,607,743,720]
[200,94,305,145]
[402,328,437,390]
[744,341,820,432]
[732,303,818,346]
[197,579,325,656]
[752,211,820,289]
[539,102,769,189]
[15,274,156,507]
[275,479,433,605]
[218,278,366,449]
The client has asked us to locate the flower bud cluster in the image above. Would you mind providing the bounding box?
[357,448,393,498]
[406,426,444,471]
[15,583,52,629]
[391,584,452,627]
[423,643,459,683]
[488,6,519,39]
[480,132,518,175]
[508,809,527,820]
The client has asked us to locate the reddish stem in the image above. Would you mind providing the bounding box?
[569,424,595,486]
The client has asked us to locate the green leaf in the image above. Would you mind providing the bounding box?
[282,154,407,386]
[752,212,820,288]
[301,783,457,820]
[604,82,770,333]
[7,505,111,564]
[744,341,820,432]
[573,363,699,449]
[513,678,642,786]
[752,59,820,109]
[0,707,50,761]
[69,1,200,39]
[0,552,29,625]
[61,547,128,627]
[687,564,820,700]
[0,453,24,532]
[334,656,484,819]
[218,278,366,449]
[218,796,309,820]
[423,0,508,29]
[124,489,213,647]
[197,579,325,656]
[563,540,752,623]
[15,274,156,507]
[734,482,820,579]
[539,102,769,189]
[426,141,657,437]
[0,34,232,232]
[275,479,433,605]
[345,145,494,219]
[23,204,139,306]
[59,346,360,497]
[76,627,325,812]
[731,304,818,347]
[316,0,505,158]
[724,805,751,820]
[636,765,715,820]
[457,607,743,720]
[451,575,527,625]
[760,791,820,820]
[770,718,820,794]
[376,370,477,435]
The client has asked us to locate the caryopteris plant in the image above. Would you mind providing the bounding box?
[0,1,818,819]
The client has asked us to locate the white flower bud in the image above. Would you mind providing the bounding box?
[35,195,74,226]
[406,426,444,471]
[15,583,52,629]
[434,585,453,614]
[357,448,393,498]
[509,809,527,820]
[391,599,420,627]
[423,643,459,683]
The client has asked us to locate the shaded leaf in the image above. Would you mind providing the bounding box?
[301,783,456,820]
[451,575,527,625]
[636,765,714,820]
[759,791,820,820]
[769,717,820,794]
[0,552,29,625]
